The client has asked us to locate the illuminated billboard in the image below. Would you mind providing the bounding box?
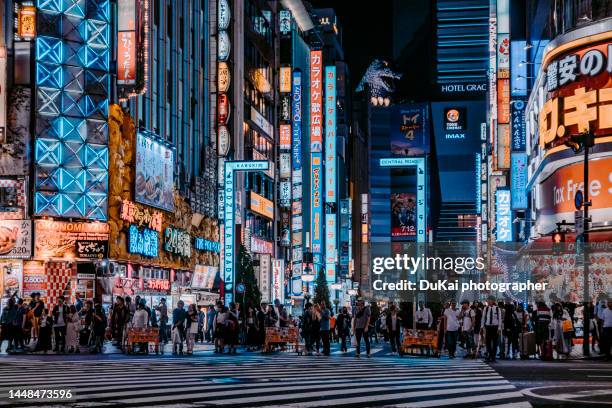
[310,51,323,152]
[495,189,512,242]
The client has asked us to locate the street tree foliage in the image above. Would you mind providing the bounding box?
[236,244,261,308]
[314,268,331,308]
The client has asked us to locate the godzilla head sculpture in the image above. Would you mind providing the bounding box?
[356,59,402,97]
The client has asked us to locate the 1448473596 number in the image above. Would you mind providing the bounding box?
[8,389,73,400]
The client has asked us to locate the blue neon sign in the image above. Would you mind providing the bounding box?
[128,225,159,257]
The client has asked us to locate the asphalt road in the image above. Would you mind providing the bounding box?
[0,342,610,407]
[492,358,612,407]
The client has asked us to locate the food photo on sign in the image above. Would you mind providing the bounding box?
[135,132,175,212]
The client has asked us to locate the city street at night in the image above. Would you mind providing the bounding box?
[1,0,612,406]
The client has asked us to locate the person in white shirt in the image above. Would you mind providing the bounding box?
[443,300,461,358]
[131,302,149,353]
[415,301,433,330]
[482,296,503,362]
[601,299,612,360]
[460,300,476,358]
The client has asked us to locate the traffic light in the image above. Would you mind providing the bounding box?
[552,231,565,254]
[564,132,594,153]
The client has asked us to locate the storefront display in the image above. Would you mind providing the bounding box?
[34,220,110,260]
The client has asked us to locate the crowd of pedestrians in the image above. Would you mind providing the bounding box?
[2,292,611,361]
[0,293,107,354]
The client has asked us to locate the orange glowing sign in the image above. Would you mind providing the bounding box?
[18,6,36,39]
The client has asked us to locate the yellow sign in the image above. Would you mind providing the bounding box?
[539,86,612,149]
[250,191,274,219]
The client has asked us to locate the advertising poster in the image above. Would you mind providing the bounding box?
[34,220,110,260]
[390,193,416,238]
[1,260,22,298]
[390,104,430,156]
[135,132,175,212]
[0,220,31,259]
[22,260,46,299]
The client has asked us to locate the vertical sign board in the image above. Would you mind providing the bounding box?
[511,99,526,151]
[495,189,512,242]
[310,51,323,152]
[259,254,271,303]
[324,66,337,282]
[223,161,269,305]
[311,153,323,262]
[510,153,528,209]
[325,66,337,202]
[310,51,323,265]
[379,158,427,243]
[291,70,303,265]
[325,214,337,282]
[117,0,137,85]
[271,259,284,303]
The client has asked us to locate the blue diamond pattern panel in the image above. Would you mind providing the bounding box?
[35,0,110,221]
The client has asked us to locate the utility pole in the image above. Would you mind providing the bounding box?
[565,131,593,357]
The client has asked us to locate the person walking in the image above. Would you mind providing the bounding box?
[336,306,350,352]
[353,300,372,357]
[213,303,228,353]
[91,303,107,354]
[111,297,128,350]
[483,296,503,362]
[245,306,259,351]
[52,296,69,353]
[227,303,239,354]
[206,304,216,343]
[172,300,187,355]
[66,305,81,353]
[156,298,169,345]
[460,300,476,358]
[443,300,461,359]
[320,302,331,356]
[415,301,433,330]
[311,304,322,355]
[473,302,484,357]
[132,301,149,354]
[302,303,313,355]
[196,307,205,343]
[534,301,552,356]
[37,309,53,353]
[386,304,402,355]
[503,302,520,359]
[0,298,16,352]
[186,303,199,355]
[79,300,94,350]
[551,302,572,359]
[29,293,44,341]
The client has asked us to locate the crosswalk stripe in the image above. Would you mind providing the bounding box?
[0,353,530,408]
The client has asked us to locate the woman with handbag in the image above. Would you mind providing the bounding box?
[186,303,198,355]
[552,303,572,358]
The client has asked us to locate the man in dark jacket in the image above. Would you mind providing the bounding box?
[111,297,128,349]
[336,307,350,352]
[52,296,70,353]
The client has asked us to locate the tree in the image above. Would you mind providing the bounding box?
[313,267,331,308]
[235,245,261,308]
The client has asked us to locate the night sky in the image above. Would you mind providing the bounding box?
[308,0,394,83]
